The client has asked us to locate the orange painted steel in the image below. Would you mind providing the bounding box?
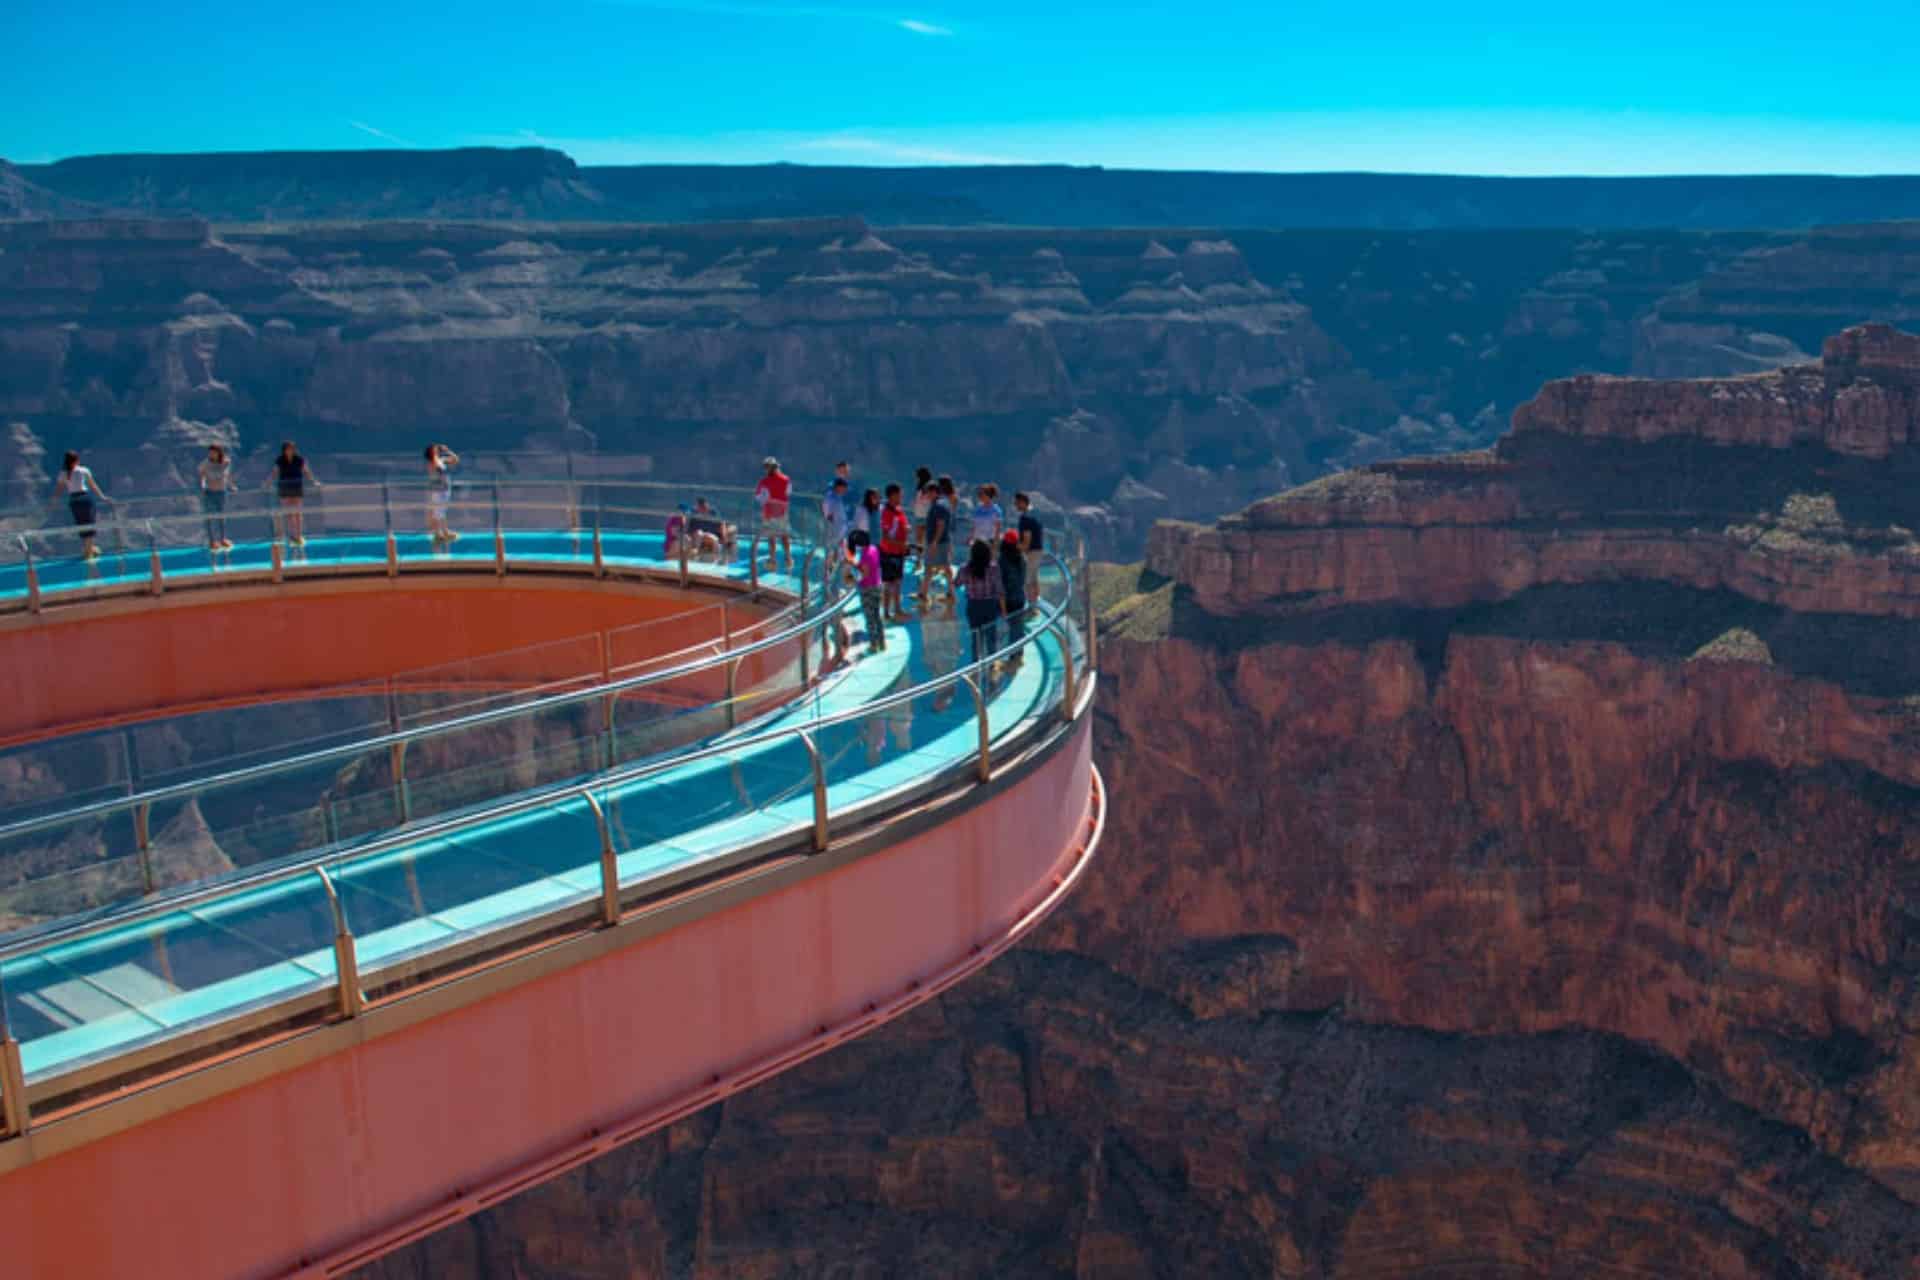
[0,721,1098,1280]
[0,578,779,748]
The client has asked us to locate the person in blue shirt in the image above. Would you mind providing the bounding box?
[918,475,957,609]
[969,483,1005,548]
[824,460,856,526]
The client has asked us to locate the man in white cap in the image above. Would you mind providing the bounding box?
[754,456,793,572]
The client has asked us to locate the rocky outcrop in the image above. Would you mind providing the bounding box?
[1636,224,1920,378]
[352,327,1920,1278]
[1154,326,1920,621]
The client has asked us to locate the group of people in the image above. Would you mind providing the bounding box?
[662,497,738,564]
[752,457,1047,668]
[44,441,455,556]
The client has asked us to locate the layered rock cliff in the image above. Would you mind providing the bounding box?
[365,327,1920,1278]
[0,214,1862,557]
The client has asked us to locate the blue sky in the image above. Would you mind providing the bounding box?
[9,0,1920,173]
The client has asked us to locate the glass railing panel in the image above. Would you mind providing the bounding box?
[3,872,339,1084]
[338,793,603,982]
[0,833,151,932]
[597,732,815,887]
[390,631,606,730]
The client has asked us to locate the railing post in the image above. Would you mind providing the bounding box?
[797,731,828,852]
[1086,573,1099,672]
[584,790,620,926]
[0,1034,28,1140]
[677,526,690,587]
[725,658,740,729]
[382,476,393,536]
[0,968,31,1139]
[324,800,342,848]
[385,530,399,577]
[592,511,605,579]
[494,525,507,577]
[134,801,155,895]
[962,673,991,782]
[565,453,580,534]
[390,740,411,823]
[20,539,39,615]
[315,868,364,1018]
[748,533,761,592]
[147,522,163,596]
[1056,619,1078,721]
[270,540,284,584]
[597,631,617,770]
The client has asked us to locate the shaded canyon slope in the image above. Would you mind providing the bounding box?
[364,334,1920,1277]
[9,216,1920,556]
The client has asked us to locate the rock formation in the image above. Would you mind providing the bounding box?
[10,213,1920,557]
[364,328,1920,1279]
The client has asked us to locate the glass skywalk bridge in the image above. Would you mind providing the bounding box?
[0,483,1094,1144]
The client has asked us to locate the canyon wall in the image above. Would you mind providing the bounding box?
[364,328,1920,1278]
[12,216,1920,557]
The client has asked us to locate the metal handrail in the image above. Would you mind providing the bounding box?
[0,529,849,848]
[0,477,766,533]
[0,552,1077,967]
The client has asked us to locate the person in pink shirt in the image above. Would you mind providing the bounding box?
[845,529,886,654]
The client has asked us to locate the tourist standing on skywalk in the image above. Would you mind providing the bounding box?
[268,441,320,548]
[754,456,792,573]
[918,476,957,610]
[879,484,912,622]
[846,529,886,655]
[198,443,233,551]
[47,449,112,560]
[959,538,1004,666]
[424,442,460,546]
[823,476,852,551]
[1014,491,1044,596]
[998,529,1029,668]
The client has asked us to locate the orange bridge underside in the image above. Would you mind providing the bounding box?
[0,720,1099,1280]
[0,577,778,748]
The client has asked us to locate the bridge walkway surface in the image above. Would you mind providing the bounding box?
[0,484,1102,1279]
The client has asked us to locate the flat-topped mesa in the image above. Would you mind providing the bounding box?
[1509,322,1920,458]
[1153,324,1920,619]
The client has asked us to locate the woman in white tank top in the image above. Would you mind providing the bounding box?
[46,449,113,560]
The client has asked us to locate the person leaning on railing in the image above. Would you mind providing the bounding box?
[266,441,321,547]
[45,449,113,560]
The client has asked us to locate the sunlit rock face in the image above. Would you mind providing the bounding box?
[361,330,1920,1278]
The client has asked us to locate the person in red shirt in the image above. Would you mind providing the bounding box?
[879,482,913,621]
[753,455,792,573]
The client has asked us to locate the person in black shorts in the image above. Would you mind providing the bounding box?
[878,482,912,621]
[919,475,957,609]
[267,440,321,546]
